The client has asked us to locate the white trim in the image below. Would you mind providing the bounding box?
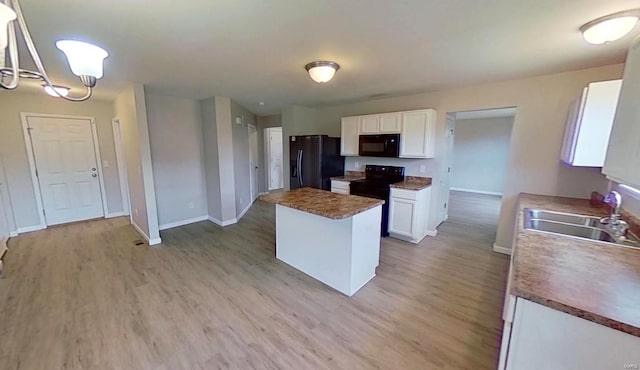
[208,216,237,227]
[9,231,18,237]
[424,229,438,237]
[148,238,162,246]
[112,117,131,216]
[493,243,512,255]
[105,212,126,218]
[159,215,208,231]
[248,124,258,202]
[450,187,503,196]
[259,192,269,196]
[17,224,46,234]
[20,112,108,228]
[237,202,252,221]
[131,220,161,246]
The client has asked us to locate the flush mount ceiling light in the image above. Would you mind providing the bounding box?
[42,84,69,97]
[305,61,340,83]
[0,0,108,101]
[580,10,640,45]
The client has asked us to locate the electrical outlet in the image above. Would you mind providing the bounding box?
[419,165,426,173]
[188,201,194,209]
[354,161,360,169]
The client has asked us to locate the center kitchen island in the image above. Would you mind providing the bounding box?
[260,187,384,296]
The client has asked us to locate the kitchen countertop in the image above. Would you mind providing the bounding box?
[260,187,384,220]
[330,171,365,182]
[512,193,640,337]
[390,176,432,190]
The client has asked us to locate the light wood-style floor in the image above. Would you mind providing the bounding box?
[0,191,508,370]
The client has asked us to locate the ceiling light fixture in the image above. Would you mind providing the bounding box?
[580,10,640,45]
[305,61,340,83]
[0,0,108,101]
[43,84,70,97]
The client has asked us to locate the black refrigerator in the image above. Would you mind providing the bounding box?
[290,135,345,190]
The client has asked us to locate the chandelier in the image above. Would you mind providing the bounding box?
[0,0,108,101]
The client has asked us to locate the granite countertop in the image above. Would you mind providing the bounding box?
[260,187,384,220]
[512,193,640,337]
[330,171,365,182]
[390,176,432,190]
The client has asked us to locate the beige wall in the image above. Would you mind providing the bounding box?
[0,91,122,230]
[281,105,321,190]
[295,63,623,250]
[114,84,160,243]
[452,116,514,195]
[146,93,208,227]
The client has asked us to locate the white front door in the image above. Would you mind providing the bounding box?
[27,116,104,226]
[267,127,284,190]
[249,124,259,202]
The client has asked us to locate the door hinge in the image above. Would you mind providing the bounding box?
[448,167,451,173]
[42,209,46,216]
[35,169,38,177]
[444,202,448,209]
[27,127,34,135]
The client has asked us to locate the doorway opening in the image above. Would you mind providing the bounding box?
[442,107,516,249]
[264,127,284,191]
[21,113,108,228]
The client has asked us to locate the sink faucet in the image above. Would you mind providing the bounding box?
[600,190,629,239]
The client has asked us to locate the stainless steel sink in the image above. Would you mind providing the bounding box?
[525,209,602,227]
[523,208,640,249]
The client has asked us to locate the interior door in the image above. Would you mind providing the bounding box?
[268,128,284,190]
[249,125,259,202]
[440,114,455,224]
[27,116,104,226]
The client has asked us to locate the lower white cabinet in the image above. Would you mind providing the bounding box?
[331,180,350,195]
[503,298,640,370]
[388,186,432,243]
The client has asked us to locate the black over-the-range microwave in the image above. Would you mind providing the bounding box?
[358,134,400,157]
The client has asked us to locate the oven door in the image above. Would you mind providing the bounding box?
[358,134,400,157]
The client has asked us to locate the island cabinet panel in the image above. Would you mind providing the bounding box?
[388,186,432,243]
[340,116,360,156]
[506,298,640,370]
[400,109,436,158]
[331,180,350,194]
[275,204,382,296]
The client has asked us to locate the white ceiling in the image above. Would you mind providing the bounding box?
[12,0,640,114]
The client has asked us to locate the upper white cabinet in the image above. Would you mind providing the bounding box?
[340,108,436,158]
[400,109,436,158]
[379,113,402,133]
[604,37,640,188]
[359,115,381,134]
[340,116,360,156]
[561,79,622,167]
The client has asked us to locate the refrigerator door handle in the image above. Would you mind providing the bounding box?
[298,150,304,187]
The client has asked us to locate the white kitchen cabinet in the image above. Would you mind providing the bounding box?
[505,298,640,370]
[330,180,350,195]
[400,109,436,158]
[379,113,402,133]
[359,115,381,134]
[604,37,640,188]
[561,79,622,167]
[388,186,432,243]
[340,116,360,156]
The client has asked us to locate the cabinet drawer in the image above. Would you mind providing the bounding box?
[331,180,350,190]
[390,188,418,201]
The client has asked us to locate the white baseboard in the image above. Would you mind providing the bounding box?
[259,191,270,196]
[9,231,18,237]
[451,187,503,196]
[131,221,152,242]
[493,243,512,255]
[159,215,208,231]
[208,216,237,227]
[17,224,46,234]
[148,238,162,246]
[105,211,126,219]
[425,229,438,237]
[236,202,252,221]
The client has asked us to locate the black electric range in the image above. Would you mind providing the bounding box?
[350,165,405,237]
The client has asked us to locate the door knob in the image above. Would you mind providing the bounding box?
[91,167,97,171]
[92,173,97,178]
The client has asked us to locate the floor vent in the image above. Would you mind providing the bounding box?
[133,240,145,246]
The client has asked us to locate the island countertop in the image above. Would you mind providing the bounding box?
[512,193,640,337]
[260,188,384,220]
